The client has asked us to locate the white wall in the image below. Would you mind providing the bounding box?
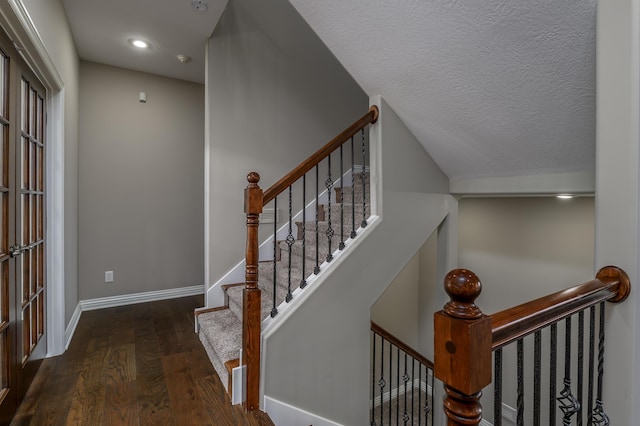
[20,0,79,326]
[78,61,204,299]
[458,197,595,314]
[205,0,368,292]
[262,97,452,424]
[596,0,640,423]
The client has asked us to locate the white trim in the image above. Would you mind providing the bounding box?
[264,396,343,426]
[204,38,211,307]
[1,1,63,90]
[64,302,82,349]
[0,1,67,357]
[80,285,204,311]
[46,88,66,356]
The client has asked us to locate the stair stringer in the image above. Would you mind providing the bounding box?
[261,191,456,425]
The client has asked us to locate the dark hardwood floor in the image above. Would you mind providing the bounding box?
[10,295,274,426]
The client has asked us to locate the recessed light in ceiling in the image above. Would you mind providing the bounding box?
[129,39,150,49]
[192,0,208,11]
[556,194,574,199]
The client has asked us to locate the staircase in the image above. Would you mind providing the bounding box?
[197,173,370,396]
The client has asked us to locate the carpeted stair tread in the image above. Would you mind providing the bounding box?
[197,308,242,391]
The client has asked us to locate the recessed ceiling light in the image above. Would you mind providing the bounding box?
[556,194,574,199]
[129,39,150,49]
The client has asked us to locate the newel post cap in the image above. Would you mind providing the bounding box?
[444,269,483,319]
[244,171,263,215]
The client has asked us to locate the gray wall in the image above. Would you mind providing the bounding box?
[78,61,204,299]
[263,97,452,424]
[370,229,439,357]
[205,0,367,288]
[458,197,595,314]
[21,0,80,326]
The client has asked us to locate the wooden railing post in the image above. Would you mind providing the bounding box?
[243,172,263,411]
[434,269,492,425]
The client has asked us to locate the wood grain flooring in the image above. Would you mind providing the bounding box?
[9,295,274,426]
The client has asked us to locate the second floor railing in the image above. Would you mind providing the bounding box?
[433,266,630,425]
[371,321,435,426]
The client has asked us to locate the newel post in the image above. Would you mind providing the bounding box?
[244,172,263,411]
[434,269,492,425]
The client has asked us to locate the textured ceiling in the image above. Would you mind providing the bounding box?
[288,0,596,180]
[62,0,227,83]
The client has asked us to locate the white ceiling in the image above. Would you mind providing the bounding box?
[288,0,597,181]
[61,0,597,182]
[62,0,227,83]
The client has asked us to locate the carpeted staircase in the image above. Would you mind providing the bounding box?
[197,174,370,395]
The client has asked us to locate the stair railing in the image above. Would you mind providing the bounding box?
[371,321,435,425]
[433,266,631,425]
[243,105,379,410]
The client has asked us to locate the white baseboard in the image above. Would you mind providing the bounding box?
[64,284,205,348]
[64,302,82,350]
[264,396,343,426]
[80,284,204,311]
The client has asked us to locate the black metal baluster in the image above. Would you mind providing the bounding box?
[325,154,334,262]
[430,367,435,426]
[396,347,400,425]
[389,342,392,426]
[590,302,609,426]
[314,165,320,275]
[403,353,409,424]
[578,311,585,425]
[424,363,430,424]
[271,197,278,318]
[417,362,421,425]
[495,348,503,426]
[285,186,294,303]
[411,360,420,422]
[371,332,376,426]
[534,331,542,426]
[339,144,345,250]
[360,128,367,228]
[379,337,385,425]
[517,338,524,426]
[558,317,580,425]
[350,136,356,239]
[587,306,596,426]
[300,174,307,289]
[550,323,558,426]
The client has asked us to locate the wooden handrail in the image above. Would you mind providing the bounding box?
[491,265,630,349]
[262,105,379,204]
[371,321,434,370]
[433,266,631,425]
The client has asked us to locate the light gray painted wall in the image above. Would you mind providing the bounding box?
[371,252,420,349]
[596,0,640,422]
[205,0,367,288]
[263,97,451,424]
[78,61,204,299]
[458,197,595,314]
[21,0,80,325]
[370,229,439,357]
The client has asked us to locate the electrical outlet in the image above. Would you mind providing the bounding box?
[105,271,114,283]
